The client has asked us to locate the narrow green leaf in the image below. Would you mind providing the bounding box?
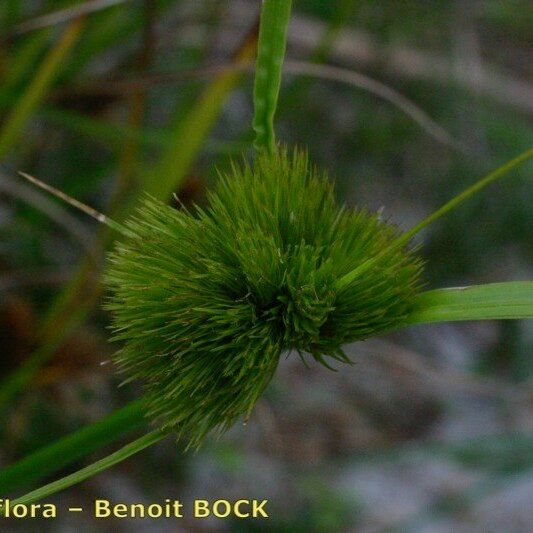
[0,29,50,106]
[401,147,533,243]
[0,400,146,495]
[146,35,257,200]
[1,431,165,512]
[337,146,533,290]
[252,0,292,153]
[0,18,84,160]
[408,282,533,325]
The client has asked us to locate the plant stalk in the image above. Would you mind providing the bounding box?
[1,431,165,513]
[337,147,533,290]
[253,0,292,153]
[0,400,146,494]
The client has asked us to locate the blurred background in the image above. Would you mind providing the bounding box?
[0,0,532,531]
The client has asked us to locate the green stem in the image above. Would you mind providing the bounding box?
[1,431,165,512]
[407,282,533,325]
[0,400,146,495]
[252,0,292,153]
[337,147,533,290]
[401,147,533,243]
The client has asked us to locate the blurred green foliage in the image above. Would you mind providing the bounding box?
[0,0,532,530]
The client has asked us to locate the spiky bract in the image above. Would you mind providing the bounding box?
[105,148,423,446]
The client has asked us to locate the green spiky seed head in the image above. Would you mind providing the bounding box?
[105,147,423,447]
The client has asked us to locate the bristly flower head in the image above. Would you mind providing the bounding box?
[105,147,423,447]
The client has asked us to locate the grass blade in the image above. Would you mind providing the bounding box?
[0,18,84,160]
[408,282,533,325]
[0,400,146,495]
[146,29,257,200]
[252,0,292,153]
[0,29,50,104]
[1,431,165,512]
[401,147,533,243]
[337,146,533,290]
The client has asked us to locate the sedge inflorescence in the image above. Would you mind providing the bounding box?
[105,148,423,446]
